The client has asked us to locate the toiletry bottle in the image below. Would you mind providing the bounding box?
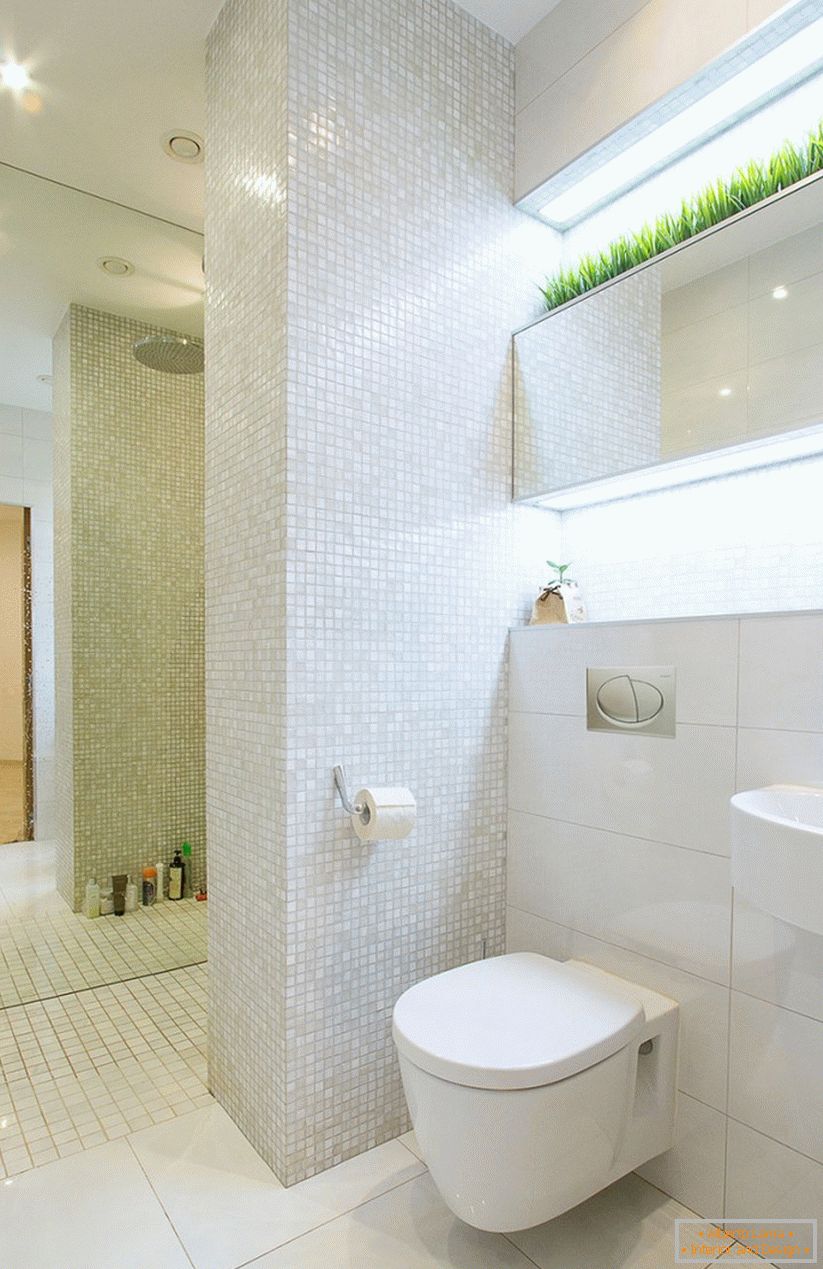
[112,874,127,916]
[182,841,193,898]
[100,884,114,916]
[84,878,100,920]
[124,875,138,912]
[142,865,157,906]
[155,859,166,903]
[168,849,183,901]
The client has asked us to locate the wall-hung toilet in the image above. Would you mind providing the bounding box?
[392,952,679,1233]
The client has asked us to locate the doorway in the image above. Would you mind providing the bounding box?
[0,504,32,844]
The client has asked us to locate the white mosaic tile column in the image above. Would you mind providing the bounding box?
[206,0,558,1184]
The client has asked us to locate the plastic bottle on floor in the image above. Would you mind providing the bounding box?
[84,877,100,919]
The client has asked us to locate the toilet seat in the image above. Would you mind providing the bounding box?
[392,952,645,1090]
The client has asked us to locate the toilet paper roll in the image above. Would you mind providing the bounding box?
[352,787,416,841]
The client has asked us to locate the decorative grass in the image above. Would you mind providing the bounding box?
[540,121,823,311]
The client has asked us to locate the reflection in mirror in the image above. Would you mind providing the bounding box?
[0,162,206,1007]
[514,173,823,505]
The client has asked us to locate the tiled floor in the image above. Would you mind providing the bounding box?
[0,962,209,1178]
[0,842,208,1006]
[0,1101,747,1269]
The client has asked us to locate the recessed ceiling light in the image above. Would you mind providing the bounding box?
[97,256,134,277]
[163,130,204,164]
[718,387,733,397]
[772,284,789,299]
[36,373,52,385]
[0,60,29,90]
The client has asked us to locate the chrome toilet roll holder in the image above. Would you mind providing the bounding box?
[333,765,371,825]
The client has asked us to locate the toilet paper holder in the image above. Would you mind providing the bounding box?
[333,765,371,825]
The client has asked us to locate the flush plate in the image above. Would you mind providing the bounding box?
[586,666,676,737]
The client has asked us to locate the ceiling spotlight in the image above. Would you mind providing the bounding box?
[36,373,52,385]
[0,60,29,90]
[163,130,204,163]
[772,284,789,299]
[718,387,733,397]
[97,256,134,276]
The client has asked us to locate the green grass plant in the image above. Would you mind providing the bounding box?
[541,122,823,311]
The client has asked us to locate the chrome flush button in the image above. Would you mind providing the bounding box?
[586,666,676,737]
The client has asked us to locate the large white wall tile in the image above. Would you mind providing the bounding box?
[563,927,729,1111]
[636,1091,726,1218]
[508,812,731,983]
[733,893,823,1022]
[509,712,735,854]
[738,615,823,731]
[730,992,823,1164]
[726,1120,823,1263]
[0,432,23,479]
[510,620,738,724]
[0,404,22,435]
[736,727,823,792]
[506,906,570,960]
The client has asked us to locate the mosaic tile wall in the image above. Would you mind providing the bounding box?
[206,0,557,1184]
[53,305,205,910]
[514,268,661,498]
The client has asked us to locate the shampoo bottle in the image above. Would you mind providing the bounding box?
[84,878,100,920]
[142,866,157,906]
[125,876,138,912]
[168,849,184,901]
[182,841,193,898]
[155,860,166,903]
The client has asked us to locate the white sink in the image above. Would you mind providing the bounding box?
[731,784,823,935]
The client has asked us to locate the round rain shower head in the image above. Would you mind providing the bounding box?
[132,334,204,375]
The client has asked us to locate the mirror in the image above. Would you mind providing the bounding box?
[0,162,206,1008]
[513,173,823,504]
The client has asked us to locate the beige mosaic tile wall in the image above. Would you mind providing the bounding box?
[53,305,205,910]
[206,0,557,1184]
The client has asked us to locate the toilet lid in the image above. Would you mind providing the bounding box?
[392,953,645,1090]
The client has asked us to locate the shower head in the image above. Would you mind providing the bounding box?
[132,334,204,375]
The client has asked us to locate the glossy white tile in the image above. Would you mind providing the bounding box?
[725,1120,823,1267]
[508,812,731,983]
[736,727,823,792]
[636,1091,727,1219]
[732,893,823,1021]
[738,615,823,731]
[509,712,735,855]
[747,342,823,434]
[662,303,748,395]
[748,221,823,297]
[662,262,749,334]
[128,1102,423,1269]
[508,1170,726,1269]
[729,991,823,1164]
[506,905,571,960]
[748,272,823,364]
[509,620,739,724]
[247,1171,535,1268]
[561,926,729,1111]
[0,404,22,435]
[0,1140,190,1268]
[0,432,23,479]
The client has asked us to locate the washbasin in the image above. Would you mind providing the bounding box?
[731,785,823,935]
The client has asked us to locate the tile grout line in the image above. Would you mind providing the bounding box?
[124,1134,197,1269]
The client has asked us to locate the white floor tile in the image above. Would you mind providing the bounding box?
[128,1101,424,1269]
[0,1139,190,1268]
[246,1171,535,1268]
[508,1172,729,1269]
[636,1092,727,1218]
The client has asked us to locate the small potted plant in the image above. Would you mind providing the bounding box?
[530,561,587,625]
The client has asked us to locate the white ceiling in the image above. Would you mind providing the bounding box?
[456,0,564,43]
[0,0,560,410]
[0,0,220,408]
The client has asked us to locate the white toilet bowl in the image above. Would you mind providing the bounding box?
[392,952,679,1233]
